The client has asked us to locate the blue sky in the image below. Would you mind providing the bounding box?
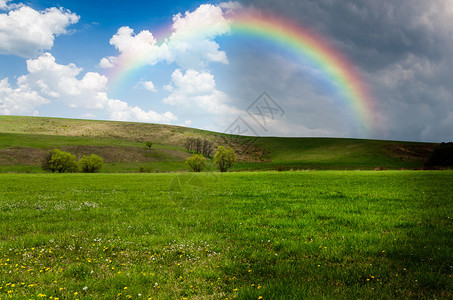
[1,0,453,142]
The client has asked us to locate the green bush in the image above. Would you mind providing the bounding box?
[145,141,153,150]
[79,154,104,173]
[214,146,236,172]
[45,149,78,173]
[186,154,206,172]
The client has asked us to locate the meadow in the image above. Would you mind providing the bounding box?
[0,171,451,299]
[0,116,437,173]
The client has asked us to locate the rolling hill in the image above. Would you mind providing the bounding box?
[0,115,437,173]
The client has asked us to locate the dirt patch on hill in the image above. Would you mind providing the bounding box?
[218,136,270,162]
[0,146,191,165]
[0,147,45,165]
[62,146,190,163]
[383,143,437,162]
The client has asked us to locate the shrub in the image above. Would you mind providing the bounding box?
[46,149,78,173]
[186,154,206,172]
[79,154,104,173]
[214,146,236,172]
[145,141,153,150]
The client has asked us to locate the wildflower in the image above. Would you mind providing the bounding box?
[258,297,263,299]
[83,286,88,291]
[124,287,128,290]
[74,292,78,295]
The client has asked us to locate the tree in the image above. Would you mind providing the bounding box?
[145,141,153,150]
[79,154,104,173]
[46,149,78,173]
[186,154,206,172]
[202,139,213,157]
[214,146,236,172]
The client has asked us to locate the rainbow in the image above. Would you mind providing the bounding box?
[107,9,377,133]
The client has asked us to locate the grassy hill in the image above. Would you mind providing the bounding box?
[0,115,437,173]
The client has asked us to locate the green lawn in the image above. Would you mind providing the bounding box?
[0,171,451,299]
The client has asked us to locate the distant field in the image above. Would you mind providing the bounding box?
[0,116,438,172]
[0,171,451,299]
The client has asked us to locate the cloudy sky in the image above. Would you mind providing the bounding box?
[1,0,452,142]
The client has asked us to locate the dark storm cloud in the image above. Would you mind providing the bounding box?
[240,0,453,142]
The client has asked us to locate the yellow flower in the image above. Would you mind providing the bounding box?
[74,292,78,295]
[124,287,128,290]
[258,297,263,300]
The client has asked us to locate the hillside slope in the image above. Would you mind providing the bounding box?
[0,116,437,172]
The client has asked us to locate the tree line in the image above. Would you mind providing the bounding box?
[184,138,213,157]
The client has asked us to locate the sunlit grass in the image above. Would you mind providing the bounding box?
[0,171,452,299]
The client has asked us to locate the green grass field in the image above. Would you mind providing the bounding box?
[1,171,451,299]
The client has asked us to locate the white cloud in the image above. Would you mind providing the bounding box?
[98,57,115,69]
[100,26,171,69]
[163,69,238,116]
[219,1,243,12]
[82,113,96,118]
[1,53,177,123]
[138,81,157,92]
[0,77,48,115]
[0,0,21,10]
[0,4,79,57]
[17,53,108,109]
[100,3,233,71]
[107,99,177,123]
